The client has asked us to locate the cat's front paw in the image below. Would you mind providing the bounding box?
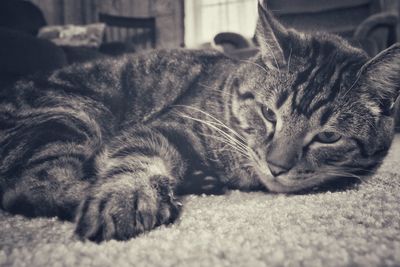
[74,176,181,242]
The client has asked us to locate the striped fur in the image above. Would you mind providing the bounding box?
[1,2,399,241]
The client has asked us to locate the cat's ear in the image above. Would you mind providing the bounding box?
[358,43,400,115]
[256,0,290,69]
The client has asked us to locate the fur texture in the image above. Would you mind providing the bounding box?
[0,2,399,241]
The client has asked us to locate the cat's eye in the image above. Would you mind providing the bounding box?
[315,131,342,144]
[261,105,277,123]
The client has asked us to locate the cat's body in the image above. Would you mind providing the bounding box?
[0,48,258,238]
[1,2,399,241]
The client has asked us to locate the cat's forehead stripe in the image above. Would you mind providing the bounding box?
[289,39,362,119]
[319,108,334,126]
[276,90,289,109]
[290,39,320,114]
[295,61,337,115]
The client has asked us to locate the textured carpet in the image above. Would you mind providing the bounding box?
[1,135,400,267]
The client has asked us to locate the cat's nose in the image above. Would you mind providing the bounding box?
[266,136,300,177]
[267,162,290,177]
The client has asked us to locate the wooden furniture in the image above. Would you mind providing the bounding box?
[214,0,398,59]
[99,13,156,50]
[268,0,398,56]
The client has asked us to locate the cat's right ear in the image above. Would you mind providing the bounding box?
[256,0,290,69]
[358,43,400,115]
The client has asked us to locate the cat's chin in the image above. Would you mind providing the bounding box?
[259,175,332,193]
[253,167,317,193]
[261,178,308,193]
[251,160,347,193]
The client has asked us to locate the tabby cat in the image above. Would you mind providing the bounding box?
[1,2,399,242]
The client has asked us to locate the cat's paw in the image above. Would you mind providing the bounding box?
[74,176,181,242]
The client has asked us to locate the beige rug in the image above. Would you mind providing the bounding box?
[1,135,400,267]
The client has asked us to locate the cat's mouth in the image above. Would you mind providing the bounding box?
[273,176,324,192]
[251,161,314,192]
[261,176,321,193]
[267,171,365,193]
[255,167,340,193]
[251,159,356,193]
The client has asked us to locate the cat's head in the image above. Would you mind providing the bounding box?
[228,1,400,192]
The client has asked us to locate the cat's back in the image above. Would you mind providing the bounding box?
[0,48,234,125]
[50,48,230,96]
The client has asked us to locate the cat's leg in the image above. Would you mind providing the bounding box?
[0,106,103,220]
[75,125,186,242]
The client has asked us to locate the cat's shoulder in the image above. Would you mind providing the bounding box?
[52,48,232,82]
[119,48,233,69]
[128,48,229,61]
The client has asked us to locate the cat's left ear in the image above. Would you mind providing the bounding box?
[358,43,400,115]
[256,0,292,69]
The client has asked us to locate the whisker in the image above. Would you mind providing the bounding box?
[176,112,250,154]
[198,83,237,98]
[200,132,251,158]
[257,35,281,74]
[287,47,292,73]
[199,77,265,101]
[341,73,362,98]
[238,59,269,74]
[336,112,379,134]
[173,105,247,143]
[209,145,251,161]
[201,80,265,100]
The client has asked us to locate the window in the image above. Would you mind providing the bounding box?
[184,0,258,47]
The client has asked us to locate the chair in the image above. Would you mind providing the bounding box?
[99,13,156,50]
[267,0,398,56]
[216,0,398,59]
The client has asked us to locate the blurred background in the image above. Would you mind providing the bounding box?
[0,0,399,86]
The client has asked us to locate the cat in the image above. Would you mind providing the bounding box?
[0,1,399,242]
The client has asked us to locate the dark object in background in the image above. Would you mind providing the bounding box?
[213,32,257,60]
[0,1,67,88]
[218,0,398,59]
[395,98,400,132]
[61,46,107,64]
[0,0,47,36]
[0,0,116,87]
[214,32,251,51]
[99,13,157,50]
[267,0,398,57]
[99,42,136,56]
[0,28,67,87]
